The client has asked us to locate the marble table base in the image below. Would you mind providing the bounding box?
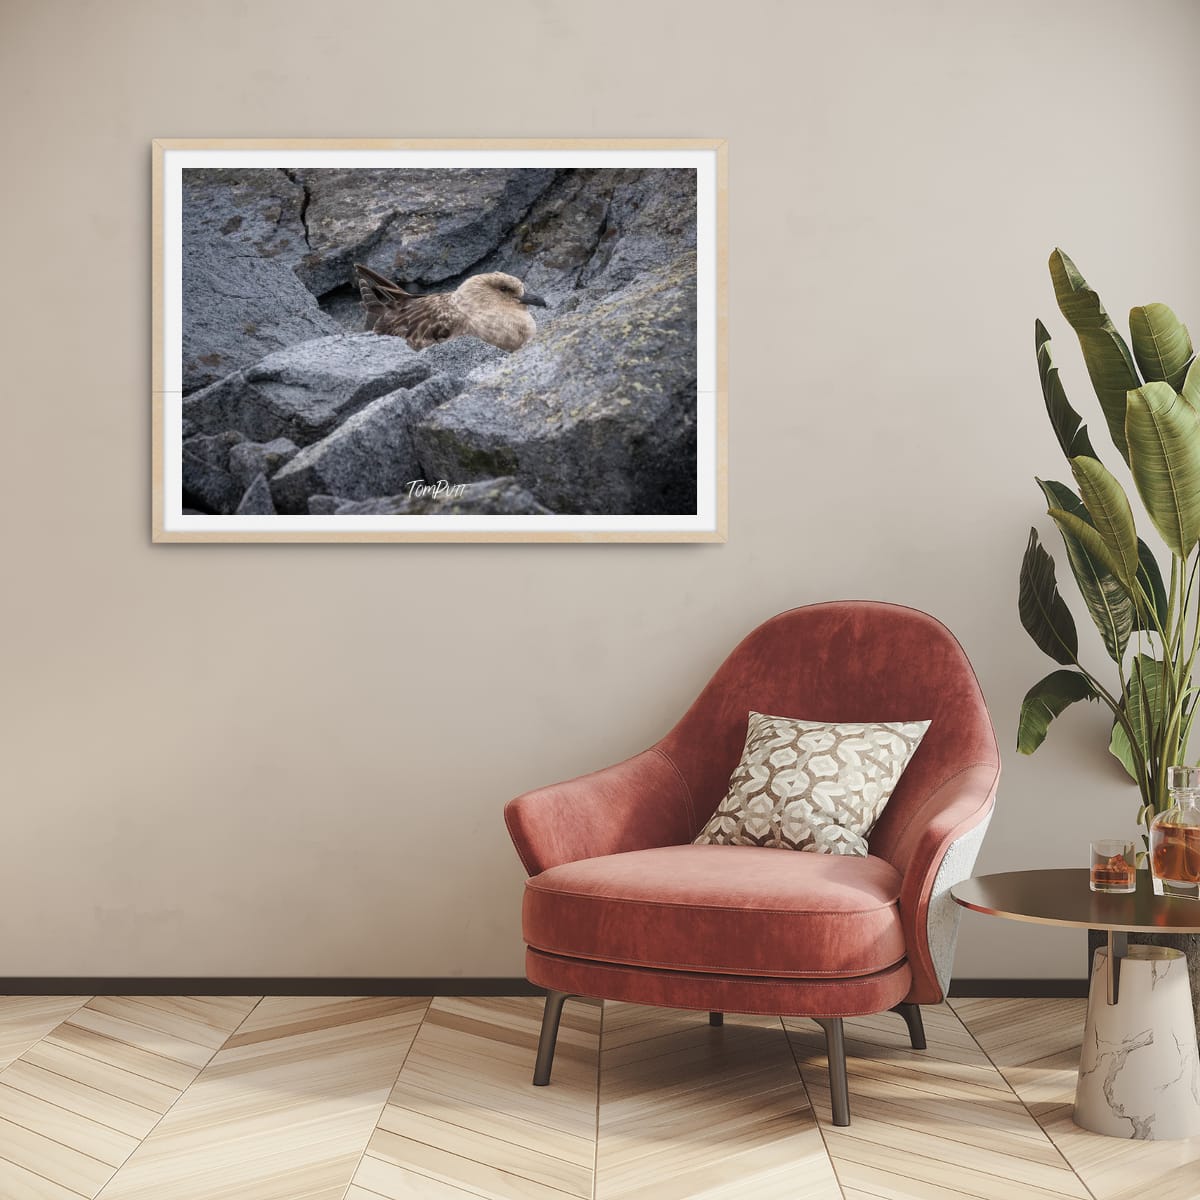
[1074,945,1200,1139]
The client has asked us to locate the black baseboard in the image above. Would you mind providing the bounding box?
[0,976,1085,999]
[949,978,1088,998]
[0,977,544,997]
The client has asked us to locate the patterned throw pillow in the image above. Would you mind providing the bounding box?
[693,712,930,855]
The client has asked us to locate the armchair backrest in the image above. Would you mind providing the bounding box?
[657,601,999,866]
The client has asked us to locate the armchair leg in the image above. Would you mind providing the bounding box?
[533,990,571,1086]
[709,1011,724,1027]
[814,1017,850,1126]
[891,1002,926,1050]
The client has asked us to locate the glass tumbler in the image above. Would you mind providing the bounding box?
[1090,839,1136,893]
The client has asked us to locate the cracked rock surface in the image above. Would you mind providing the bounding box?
[181,167,698,517]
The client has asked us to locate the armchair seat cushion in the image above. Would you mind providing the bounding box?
[523,844,906,979]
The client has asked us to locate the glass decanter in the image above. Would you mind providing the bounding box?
[1150,765,1200,900]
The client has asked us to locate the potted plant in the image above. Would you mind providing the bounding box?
[1016,249,1199,1015]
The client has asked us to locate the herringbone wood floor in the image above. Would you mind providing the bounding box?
[0,994,1194,1199]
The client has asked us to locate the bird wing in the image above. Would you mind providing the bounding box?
[355,263,410,310]
[378,294,471,351]
[353,264,470,351]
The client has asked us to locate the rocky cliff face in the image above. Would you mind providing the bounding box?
[181,167,698,517]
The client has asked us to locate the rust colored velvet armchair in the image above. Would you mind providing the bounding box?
[504,602,999,1125]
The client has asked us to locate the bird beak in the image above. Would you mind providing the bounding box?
[519,291,548,308]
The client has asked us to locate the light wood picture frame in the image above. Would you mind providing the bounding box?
[153,139,727,543]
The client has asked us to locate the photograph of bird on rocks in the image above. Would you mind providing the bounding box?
[179,166,700,520]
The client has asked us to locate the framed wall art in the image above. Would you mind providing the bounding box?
[152,139,727,542]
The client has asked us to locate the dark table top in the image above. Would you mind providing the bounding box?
[951,868,1200,934]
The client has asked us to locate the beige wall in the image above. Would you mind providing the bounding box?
[3,0,1198,980]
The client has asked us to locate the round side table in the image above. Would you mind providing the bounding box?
[952,868,1200,1140]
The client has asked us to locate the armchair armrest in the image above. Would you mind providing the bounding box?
[884,761,1000,1004]
[504,747,695,876]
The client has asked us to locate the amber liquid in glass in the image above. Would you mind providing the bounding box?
[1150,822,1200,896]
[1091,856,1136,890]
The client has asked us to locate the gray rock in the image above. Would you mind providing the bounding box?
[310,478,552,516]
[409,334,508,379]
[421,168,695,313]
[180,169,338,391]
[181,431,246,514]
[183,240,340,393]
[412,255,698,515]
[514,169,620,275]
[292,168,556,294]
[228,438,299,491]
[319,285,368,330]
[183,165,309,264]
[578,169,697,292]
[270,376,462,515]
[415,170,618,313]
[183,168,309,268]
[182,334,432,446]
[235,473,276,515]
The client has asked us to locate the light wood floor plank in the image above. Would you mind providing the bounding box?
[801,1078,1065,1165]
[348,997,601,1200]
[83,998,233,1051]
[787,1004,1090,1200]
[387,1078,594,1167]
[154,997,261,1034]
[822,1128,1087,1200]
[345,1178,481,1200]
[817,1107,1089,1197]
[0,995,256,1199]
[64,1010,212,1070]
[0,1154,91,1200]
[397,1055,598,1141]
[18,1043,179,1115]
[363,1130,583,1200]
[0,1083,139,1166]
[375,1106,592,1197]
[95,996,428,1200]
[834,1156,987,1200]
[0,1113,115,1195]
[0,998,91,1071]
[0,1061,160,1140]
[41,1026,198,1091]
[223,997,425,1048]
[951,998,1088,1066]
[597,1007,840,1200]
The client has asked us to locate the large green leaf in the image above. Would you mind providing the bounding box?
[1183,359,1200,412]
[1135,538,1169,632]
[1129,303,1194,393]
[1069,456,1140,585]
[1049,249,1141,462]
[1109,718,1137,780]
[1047,508,1134,591]
[1019,528,1078,665]
[1126,381,1200,558]
[1108,655,1165,782]
[1036,478,1132,661]
[1018,670,1098,754]
[1036,320,1097,460]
